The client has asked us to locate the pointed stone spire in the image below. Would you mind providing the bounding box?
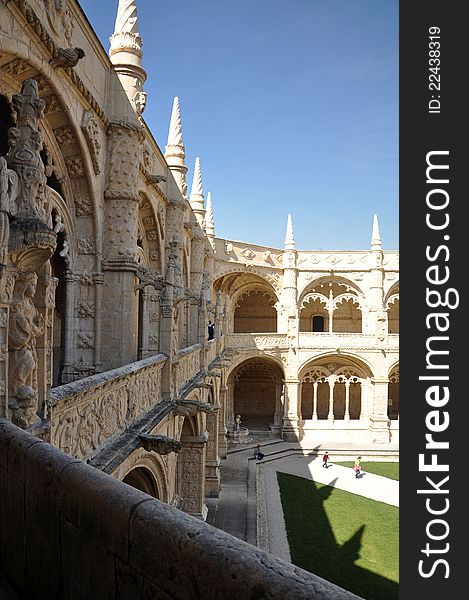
[164,97,188,198]
[109,1,147,115]
[284,213,296,249]
[205,191,215,239]
[370,213,382,251]
[189,157,205,228]
[166,96,184,149]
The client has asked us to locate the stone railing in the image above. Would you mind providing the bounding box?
[48,354,167,460]
[299,332,399,350]
[225,333,288,351]
[174,343,202,392]
[205,338,219,366]
[0,419,361,600]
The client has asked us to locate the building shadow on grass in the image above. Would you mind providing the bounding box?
[277,471,398,600]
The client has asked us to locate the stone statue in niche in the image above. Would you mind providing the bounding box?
[8,271,44,428]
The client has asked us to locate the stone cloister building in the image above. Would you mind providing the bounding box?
[0,0,399,525]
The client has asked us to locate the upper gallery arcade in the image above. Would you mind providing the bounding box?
[0,0,399,520]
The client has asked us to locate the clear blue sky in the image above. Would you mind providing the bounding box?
[79,0,398,250]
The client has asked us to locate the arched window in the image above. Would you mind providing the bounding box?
[312,315,325,332]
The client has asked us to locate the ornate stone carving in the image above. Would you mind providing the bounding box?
[77,237,96,255]
[6,80,56,271]
[8,272,44,428]
[43,95,61,115]
[76,330,94,349]
[44,0,74,44]
[139,434,182,455]
[50,46,85,69]
[81,111,101,175]
[135,265,164,292]
[74,194,93,217]
[77,300,95,319]
[54,126,75,146]
[0,157,18,265]
[65,155,84,179]
[174,398,219,417]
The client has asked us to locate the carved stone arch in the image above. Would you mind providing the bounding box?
[300,292,329,310]
[233,286,277,309]
[122,454,168,502]
[385,281,400,304]
[334,365,365,382]
[332,293,364,311]
[301,367,330,383]
[298,275,365,305]
[299,354,371,422]
[227,356,285,430]
[0,54,102,269]
[213,268,282,296]
[389,363,399,382]
[299,352,375,380]
[386,283,399,334]
[388,362,399,419]
[138,192,164,273]
[386,294,399,310]
[225,350,286,381]
[222,277,278,334]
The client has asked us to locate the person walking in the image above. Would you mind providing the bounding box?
[354,456,362,478]
[322,451,330,468]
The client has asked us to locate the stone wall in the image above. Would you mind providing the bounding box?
[0,419,360,600]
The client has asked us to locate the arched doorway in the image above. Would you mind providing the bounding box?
[123,466,160,498]
[229,358,284,431]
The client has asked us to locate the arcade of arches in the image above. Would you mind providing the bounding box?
[0,0,399,536]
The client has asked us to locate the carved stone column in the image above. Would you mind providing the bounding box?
[0,268,17,419]
[205,411,220,497]
[35,274,58,418]
[189,231,204,346]
[102,121,143,370]
[368,377,390,443]
[282,379,301,442]
[366,245,385,336]
[177,434,208,520]
[60,270,77,384]
[218,384,228,459]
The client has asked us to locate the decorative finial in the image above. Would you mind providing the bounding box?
[109,1,147,115]
[284,213,295,249]
[370,213,382,250]
[189,157,205,228]
[166,96,184,149]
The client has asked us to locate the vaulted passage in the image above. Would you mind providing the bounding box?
[229,358,284,431]
[234,290,277,333]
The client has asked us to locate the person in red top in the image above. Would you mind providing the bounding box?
[322,451,330,468]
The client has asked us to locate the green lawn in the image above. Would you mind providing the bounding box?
[335,461,399,481]
[277,471,399,600]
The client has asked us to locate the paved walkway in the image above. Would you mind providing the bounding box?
[207,437,399,560]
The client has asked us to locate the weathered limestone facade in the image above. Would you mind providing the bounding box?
[0,0,399,526]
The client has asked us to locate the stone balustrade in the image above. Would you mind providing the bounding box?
[48,354,167,460]
[0,419,361,600]
[224,332,398,352]
[299,331,399,350]
[225,332,288,351]
[205,338,219,366]
[174,343,202,393]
